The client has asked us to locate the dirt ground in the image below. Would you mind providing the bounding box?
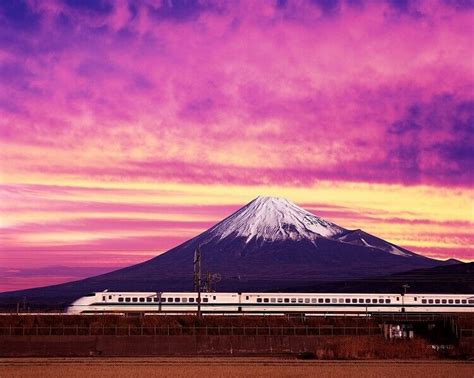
[0,358,473,378]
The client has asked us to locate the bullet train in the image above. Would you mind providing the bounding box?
[67,292,474,315]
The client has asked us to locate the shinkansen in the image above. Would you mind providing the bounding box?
[67,292,474,315]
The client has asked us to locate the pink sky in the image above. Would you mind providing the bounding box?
[0,0,473,292]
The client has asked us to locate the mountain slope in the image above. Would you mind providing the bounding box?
[281,262,474,294]
[0,196,458,308]
[337,229,415,257]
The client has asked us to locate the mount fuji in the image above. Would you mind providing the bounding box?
[0,196,457,307]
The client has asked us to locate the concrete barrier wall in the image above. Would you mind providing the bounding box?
[5,335,469,359]
[0,335,376,357]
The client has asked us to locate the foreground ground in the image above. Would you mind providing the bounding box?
[0,358,473,378]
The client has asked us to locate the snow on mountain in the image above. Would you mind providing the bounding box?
[205,196,414,259]
[206,196,346,243]
[387,246,412,257]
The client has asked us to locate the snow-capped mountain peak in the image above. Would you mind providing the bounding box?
[206,196,346,243]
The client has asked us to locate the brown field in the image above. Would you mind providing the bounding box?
[0,358,473,378]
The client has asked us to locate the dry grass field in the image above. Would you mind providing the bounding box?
[0,358,473,378]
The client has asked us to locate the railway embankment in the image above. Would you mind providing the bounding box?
[0,315,472,359]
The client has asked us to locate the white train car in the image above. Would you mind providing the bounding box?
[67,292,240,314]
[242,293,401,313]
[403,294,474,312]
[67,292,474,315]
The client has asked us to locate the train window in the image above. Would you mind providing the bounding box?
[271,298,276,303]
[297,298,303,303]
[257,298,262,303]
[318,298,324,303]
[386,299,391,304]
[312,299,317,303]
[203,298,209,303]
[139,298,145,302]
[455,299,460,304]
[182,298,187,303]
[277,298,283,303]
[146,298,152,302]
[461,300,467,304]
[246,296,249,300]
[132,298,138,302]
[213,296,216,300]
[422,299,426,304]
[118,298,124,303]
[175,298,180,302]
[109,295,112,300]
[352,299,357,303]
[167,298,173,302]
[189,298,195,302]
[284,298,289,303]
[125,298,131,302]
[372,299,377,303]
[396,297,399,301]
[378,299,384,304]
[153,298,159,302]
[338,298,344,303]
[325,299,330,303]
[448,299,453,304]
[264,298,269,303]
[291,298,296,303]
[441,299,447,304]
[102,296,106,301]
[365,299,371,304]
[305,299,310,303]
[469,300,474,304]
[428,299,433,304]
[345,299,351,304]
[435,299,440,304]
[358,299,364,303]
[332,298,337,303]
[414,297,417,301]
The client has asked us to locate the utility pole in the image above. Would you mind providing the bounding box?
[205,272,211,292]
[194,245,202,318]
[401,284,410,313]
[204,272,222,293]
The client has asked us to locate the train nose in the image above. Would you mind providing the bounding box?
[66,305,82,315]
